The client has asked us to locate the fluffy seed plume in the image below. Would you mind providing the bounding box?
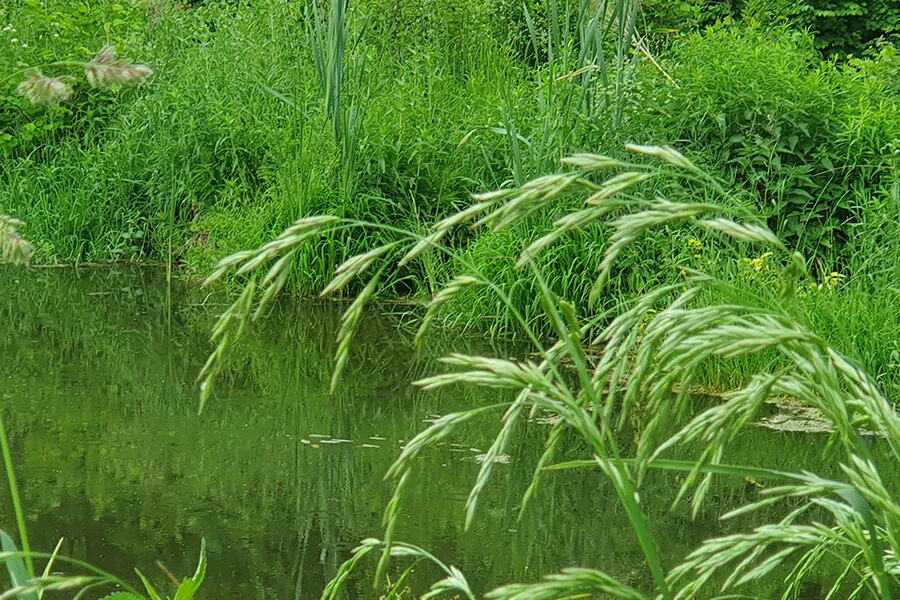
[0,215,35,265]
[85,45,154,88]
[16,72,74,106]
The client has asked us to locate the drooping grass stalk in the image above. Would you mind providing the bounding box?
[0,410,33,578]
[199,149,681,596]
[203,143,900,599]
[525,261,672,597]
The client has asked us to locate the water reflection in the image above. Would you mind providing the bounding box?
[0,267,840,599]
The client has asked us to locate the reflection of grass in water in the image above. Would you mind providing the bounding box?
[6,261,886,598]
[1,267,842,598]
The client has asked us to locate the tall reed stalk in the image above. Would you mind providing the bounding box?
[466,0,646,184]
[307,0,368,200]
[308,0,350,147]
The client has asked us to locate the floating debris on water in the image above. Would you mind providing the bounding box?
[475,453,510,464]
[300,439,311,444]
[370,436,387,441]
[755,402,833,434]
[470,448,481,453]
[308,434,330,438]
[359,444,380,449]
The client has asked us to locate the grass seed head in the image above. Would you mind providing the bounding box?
[85,45,154,88]
[17,72,74,105]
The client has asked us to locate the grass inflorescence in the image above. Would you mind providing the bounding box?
[206,144,900,599]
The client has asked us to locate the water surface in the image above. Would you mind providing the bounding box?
[0,267,838,598]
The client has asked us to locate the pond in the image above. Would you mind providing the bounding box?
[0,267,838,599]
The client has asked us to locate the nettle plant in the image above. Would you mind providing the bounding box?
[205,145,900,599]
[13,43,152,106]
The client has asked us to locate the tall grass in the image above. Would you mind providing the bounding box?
[205,144,900,599]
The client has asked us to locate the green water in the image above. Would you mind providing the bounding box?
[0,267,838,599]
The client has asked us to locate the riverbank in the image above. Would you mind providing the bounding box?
[2,0,900,391]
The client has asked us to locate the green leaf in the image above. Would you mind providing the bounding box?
[100,594,145,600]
[135,569,162,600]
[545,458,804,483]
[0,529,38,600]
[173,539,206,600]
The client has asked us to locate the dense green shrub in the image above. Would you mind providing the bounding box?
[802,0,900,56]
[630,25,900,259]
[642,0,900,56]
[641,0,741,35]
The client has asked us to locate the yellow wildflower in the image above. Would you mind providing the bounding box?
[743,252,773,272]
[687,238,702,259]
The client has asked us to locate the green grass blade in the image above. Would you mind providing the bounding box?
[135,569,161,600]
[173,539,206,600]
[0,530,38,600]
[545,457,806,483]
[0,411,33,578]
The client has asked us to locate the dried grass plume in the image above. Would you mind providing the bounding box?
[84,45,154,88]
[16,72,74,105]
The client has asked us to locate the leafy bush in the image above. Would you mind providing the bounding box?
[642,0,900,56]
[641,0,740,35]
[803,0,900,56]
[631,25,900,259]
